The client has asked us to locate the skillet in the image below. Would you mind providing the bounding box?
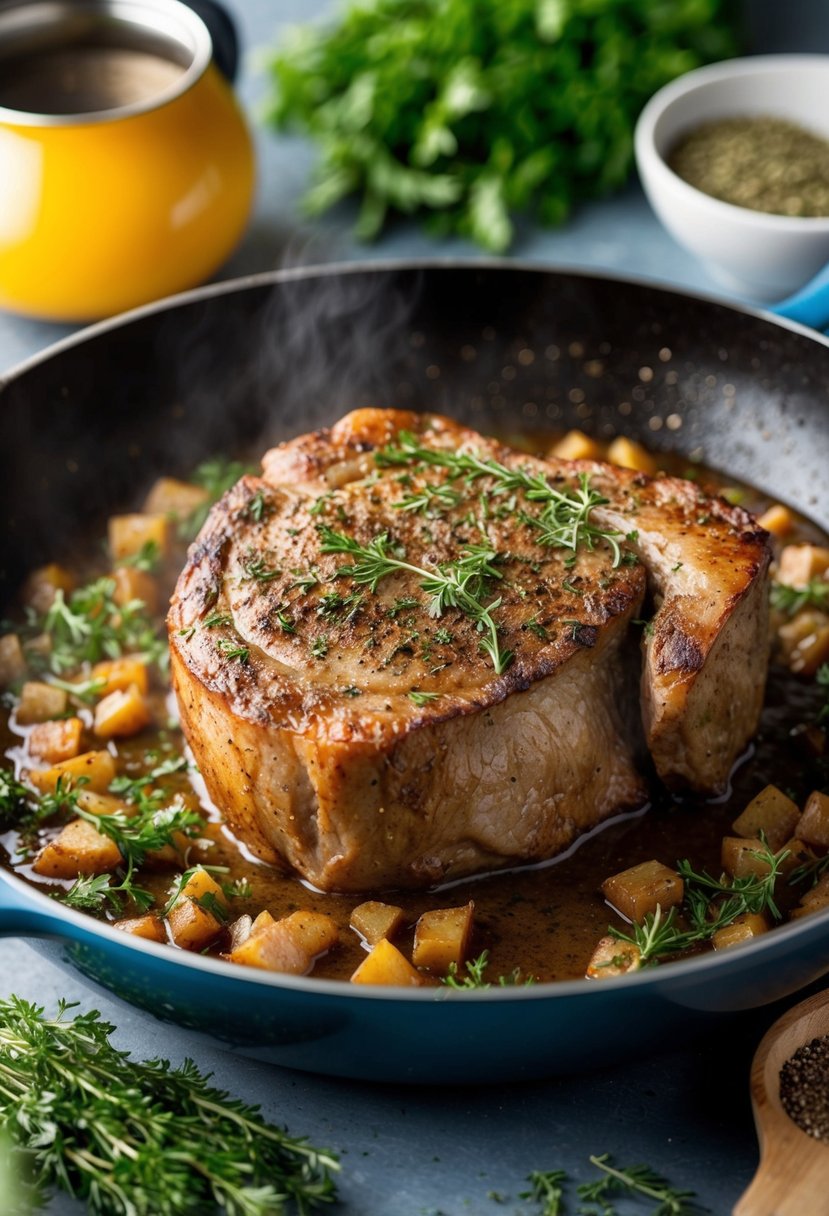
[0,259,828,1084]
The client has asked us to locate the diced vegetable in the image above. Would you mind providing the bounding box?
[777,838,817,879]
[350,900,405,946]
[108,513,171,563]
[21,563,76,614]
[757,504,793,537]
[28,718,84,765]
[250,909,276,934]
[143,477,210,521]
[412,902,474,972]
[350,937,423,986]
[32,818,122,878]
[0,634,26,687]
[16,681,69,725]
[549,430,602,461]
[606,436,657,475]
[28,749,116,795]
[721,836,776,880]
[92,657,150,697]
[76,789,129,817]
[113,914,167,943]
[229,910,339,973]
[711,912,769,951]
[791,874,829,920]
[796,790,829,849]
[777,544,829,586]
[112,566,159,615]
[601,860,683,923]
[731,785,801,852]
[227,914,253,952]
[777,612,829,676]
[93,685,152,739]
[585,936,642,979]
[168,898,224,952]
[176,867,230,912]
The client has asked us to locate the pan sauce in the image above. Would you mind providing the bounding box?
[1,436,827,984]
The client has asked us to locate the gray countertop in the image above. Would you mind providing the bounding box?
[2,3,829,1214]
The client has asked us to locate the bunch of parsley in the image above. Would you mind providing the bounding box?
[266,0,739,250]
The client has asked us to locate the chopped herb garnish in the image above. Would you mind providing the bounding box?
[310,635,330,659]
[239,551,281,583]
[318,525,513,674]
[408,690,441,707]
[203,612,233,630]
[771,579,829,617]
[181,456,252,538]
[216,640,250,664]
[119,539,161,573]
[28,577,166,675]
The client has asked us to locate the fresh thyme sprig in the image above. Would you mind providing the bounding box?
[608,842,788,966]
[0,996,340,1215]
[318,526,513,673]
[441,950,534,989]
[578,1154,700,1216]
[375,432,623,564]
[771,578,829,616]
[520,1169,567,1216]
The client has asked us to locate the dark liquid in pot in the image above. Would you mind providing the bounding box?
[0,47,185,115]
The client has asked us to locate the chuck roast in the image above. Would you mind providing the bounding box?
[168,409,771,892]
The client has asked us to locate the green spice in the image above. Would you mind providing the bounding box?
[669,116,829,217]
[0,996,339,1215]
[216,639,250,664]
[408,689,441,707]
[27,577,166,675]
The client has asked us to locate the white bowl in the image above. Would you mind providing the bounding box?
[634,55,829,300]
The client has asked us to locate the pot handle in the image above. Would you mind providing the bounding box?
[0,873,64,939]
[183,0,240,83]
[771,263,829,335]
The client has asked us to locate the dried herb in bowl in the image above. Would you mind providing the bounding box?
[668,117,829,218]
[265,0,740,251]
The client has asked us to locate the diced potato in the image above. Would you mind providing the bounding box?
[350,900,405,946]
[606,436,658,475]
[777,544,829,587]
[28,718,84,765]
[230,910,339,974]
[108,513,171,562]
[778,838,817,879]
[28,749,116,795]
[585,935,642,979]
[757,504,793,538]
[721,836,777,880]
[601,860,683,923]
[800,873,829,911]
[113,914,167,943]
[250,909,276,935]
[796,790,829,849]
[32,818,122,878]
[21,563,75,614]
[412,902,474,972]
[732,785,801,852]
[168,898,224,952]
[76,789,129,817]
[112,566,159,615]
[143,476,209,521]
[777,612,829,676]
[91,657,149,697]
[93,685,151,739]
[176,867,229,912]
[712,912,769,951]
[350,937,423,987]
[0,634,26,687]
[16,681,68,725]
[549,430,602,461]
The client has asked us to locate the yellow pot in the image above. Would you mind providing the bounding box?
[0,0,255,322]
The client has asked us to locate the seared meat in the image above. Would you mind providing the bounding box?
[169,409,770,892]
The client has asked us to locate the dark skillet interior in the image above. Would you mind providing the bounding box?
[1,263,828,602]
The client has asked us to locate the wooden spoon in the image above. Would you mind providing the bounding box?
[734,988,829,1215]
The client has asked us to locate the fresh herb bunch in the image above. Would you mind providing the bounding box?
[519,1156,699,1216]
[266,0,738,251]
[0,996,339,1216]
